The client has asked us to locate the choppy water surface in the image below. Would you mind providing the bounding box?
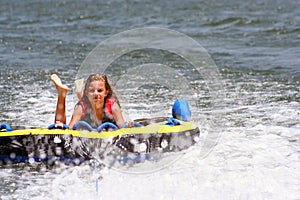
[0,0,299,199]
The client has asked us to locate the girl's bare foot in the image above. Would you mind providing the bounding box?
[74,78,84,99]
[51,74,68,95]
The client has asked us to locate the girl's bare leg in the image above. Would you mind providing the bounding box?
[51,74,68,124]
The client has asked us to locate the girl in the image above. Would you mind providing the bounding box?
[51,73,128,129]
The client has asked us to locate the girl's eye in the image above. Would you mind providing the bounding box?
[88,89,103,93]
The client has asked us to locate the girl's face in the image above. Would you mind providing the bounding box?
[86,80,108,105]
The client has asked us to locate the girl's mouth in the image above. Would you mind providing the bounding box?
[93,96,101,101]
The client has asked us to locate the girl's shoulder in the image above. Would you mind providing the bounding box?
[76,99,90,118]
[105,97,117,116]
[106,97,116,104]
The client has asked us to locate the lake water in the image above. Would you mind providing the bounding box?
[0,0,299,199]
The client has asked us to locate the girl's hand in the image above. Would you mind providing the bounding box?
[126,120,134,128]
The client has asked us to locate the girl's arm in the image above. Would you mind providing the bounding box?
[68,105,83,129]
[112,102,126,128]
[112,102,134,128]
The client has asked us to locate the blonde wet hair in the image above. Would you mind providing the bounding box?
[82,73,119,107]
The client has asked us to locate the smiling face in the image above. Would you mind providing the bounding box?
[86,80,109,106]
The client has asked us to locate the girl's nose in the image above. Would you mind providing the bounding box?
[94,92,101,98]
